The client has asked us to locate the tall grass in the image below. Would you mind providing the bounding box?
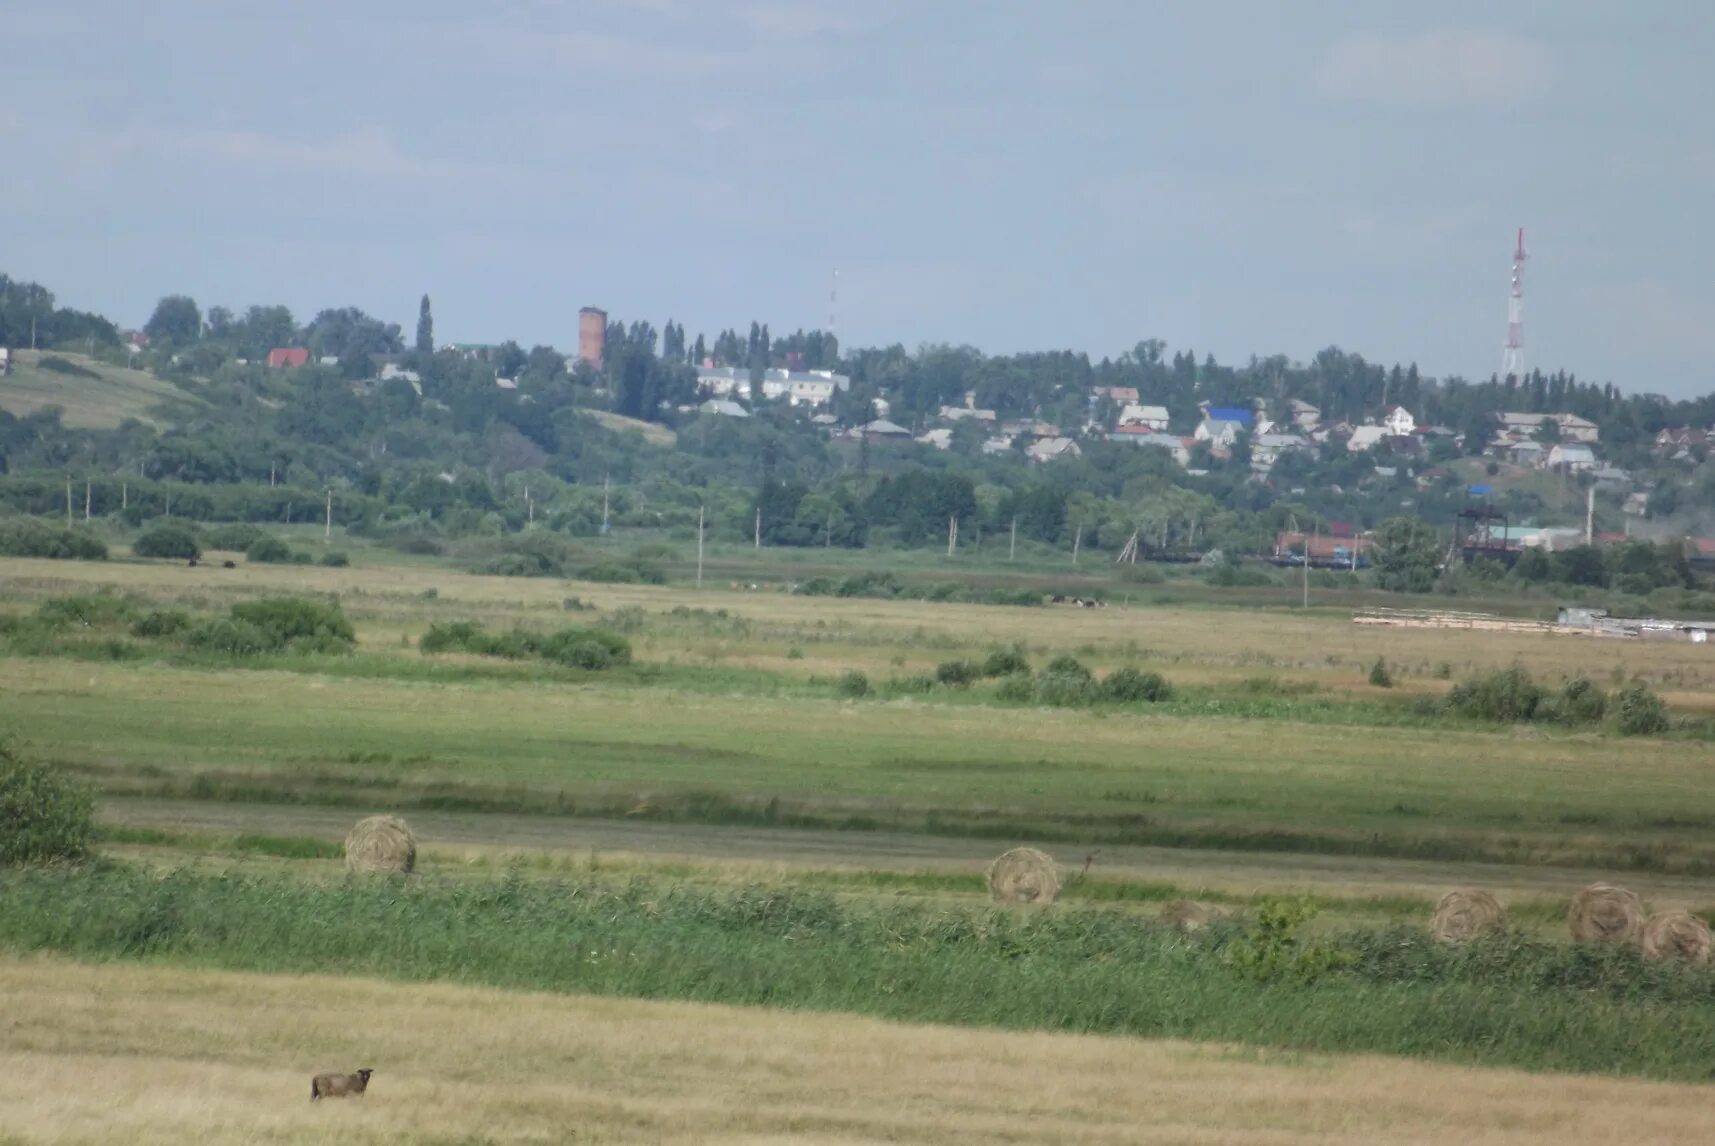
[3,864,1713,1080]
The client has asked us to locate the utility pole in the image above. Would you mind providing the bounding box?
[121,481,127,511]
[1072,524,1082,565]
[1009,516,1017,561]
[1585,485,1595,546]
[601,475,611,536]
[697,505,705,588]
[84,480,91,522]
[754,505,761,549]
[947,514,958,558]
[525,485,533,525]
[325,489,332,541]
[65,477,72,526]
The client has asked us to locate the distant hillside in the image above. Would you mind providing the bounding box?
[587,408,677,446]
[0,350,199,429]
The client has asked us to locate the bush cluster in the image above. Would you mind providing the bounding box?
[420,620,632,671]
[794,572,1040,607]
[133,523,200,560]
[1444,666,1668,735]
[0,517,107,560]
[0,739,93,865]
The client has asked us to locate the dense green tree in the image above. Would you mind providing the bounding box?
[417,295,434,355]
[144,295,202,349]
[1372,516,1443,593]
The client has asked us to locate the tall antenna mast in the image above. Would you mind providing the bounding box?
[828,268,838,343]
[1502,227,1526,381]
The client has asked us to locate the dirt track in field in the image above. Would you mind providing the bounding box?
[102,797,1715,908]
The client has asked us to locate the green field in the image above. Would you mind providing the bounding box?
[4,539,1715,1110]
[0,350,201,428]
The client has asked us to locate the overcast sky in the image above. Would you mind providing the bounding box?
[5,1,1712,396]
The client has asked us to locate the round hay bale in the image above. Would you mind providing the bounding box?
[986,847,1060,904]
[1567,882,1643,944]
[1429,888,1506,945]
[1640,910,1713,963]
[1158,899,1228,931]
[343,814,416,874]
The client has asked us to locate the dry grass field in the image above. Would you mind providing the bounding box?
[0,350,198,428]
[4,553,1712,692]
[3,955,1713,1146]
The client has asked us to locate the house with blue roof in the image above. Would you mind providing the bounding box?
[1198,403,1254,427]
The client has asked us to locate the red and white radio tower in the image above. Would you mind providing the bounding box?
[1501,227,1527,381]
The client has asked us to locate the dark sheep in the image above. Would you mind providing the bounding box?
[310,1068,373,1101]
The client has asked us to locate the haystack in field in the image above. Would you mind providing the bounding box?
[1640,910,1713,963]
[986,847,1059,904]
[1567,882,1642,944]
[343,815,416,874]
[1158,899,1228,931]
[1429,888,1506,944]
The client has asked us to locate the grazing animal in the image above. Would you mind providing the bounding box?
[310,1068,373,1101]
[187,558,198,567]
[222,560,236,569]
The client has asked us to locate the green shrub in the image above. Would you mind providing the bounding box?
[133,524,201,560]
[1445,666,1544,723]
[0,739,94,865]
[245,536,293,564]
[1041,655,1092,683]
[836,670,871,698]
[319,551,350,568]
[130,610,192,638]
[994,672,1036,704]
[1536,678,1607,725]
[1225,898,1353,984]
[36,354,99,378]
[419,621,485,655]
[184,618,279,655]
[1368,657,1394,688]
[886,673,935,696]
[203,523,264,551]
[228,598,355,649]
[1615,684,1669,736]
[981,647,1031,677]
[36,593,138,628]
[1099,667,1172,703]
[934,659,981,687]
[0,518,108,560]
[540,628,632,670]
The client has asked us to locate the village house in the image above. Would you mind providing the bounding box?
[757,368,851,406]
[1091,386,1139,404]
[1108,426,1190,463]
[981,436,1014,457]
[1251,431,1311,466]
[1345,425,1388,452]
[696,366,750,400]
[1286,398,1321,430]
[1195,418,1244,449]
[1381,406,1416,436]
[917,428,954,450]
[1116,403,1171,431]
[1553,413,1600,443]
[1026,436,1081,464]
[1547,443,1599,472]
[698,398,750,418]
[1197,403,1255,428]
[854,418,912,441]
[937,404,997,424]
[265,347,311,369]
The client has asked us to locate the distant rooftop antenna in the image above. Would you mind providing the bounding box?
[1502,227,1527,381]
[828,268,838,342]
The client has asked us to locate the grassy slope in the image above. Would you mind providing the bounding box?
[585,408,677,445]
[5,956,1706,1145]
[0,350,198,429]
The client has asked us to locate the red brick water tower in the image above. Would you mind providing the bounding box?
[578,306,607,369]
